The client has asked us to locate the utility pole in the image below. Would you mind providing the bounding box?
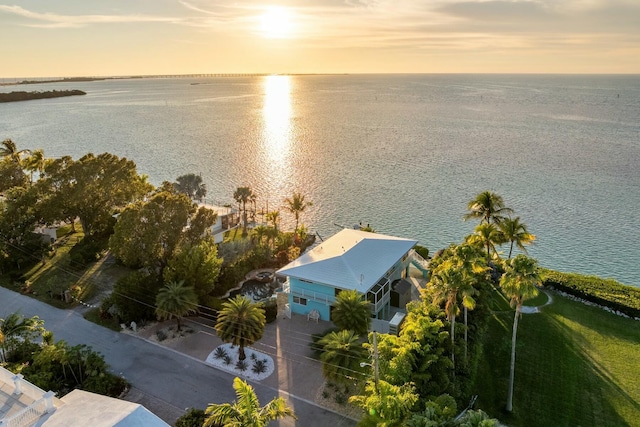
[361,331,380,394]
[373,331,379,394]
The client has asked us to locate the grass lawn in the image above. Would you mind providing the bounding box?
[5,229,131,309]
[223,226,245,242]
[474,292,640,427]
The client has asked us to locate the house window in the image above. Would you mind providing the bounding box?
[293,296,307,306]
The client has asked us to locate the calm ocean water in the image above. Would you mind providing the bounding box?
[2,74,639,287]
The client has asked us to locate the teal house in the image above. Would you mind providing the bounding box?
[277,228,421,322]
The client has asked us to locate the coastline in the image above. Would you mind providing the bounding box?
[0,90,86,103]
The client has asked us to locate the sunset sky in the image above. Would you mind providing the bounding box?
[2,0,639,78]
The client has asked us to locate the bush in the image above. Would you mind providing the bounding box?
[82,372,128,397]
[68,236,108,268]
[213,347,228,359]
[235,359,248,371]
[414,244,429,259]
[176,408,208,427]
[111,271,161,323]
[542,269,640,318]
[264,298,278,323]
[252,359,267,374]
[156,330,167,341]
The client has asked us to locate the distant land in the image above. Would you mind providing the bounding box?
[0,90,86,103]
[0,73,348,86]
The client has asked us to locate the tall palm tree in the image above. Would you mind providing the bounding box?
[204,377,296,427]
[450,243,488,357]
[499,216,536,259]
[332,289,371,335]
[215,295,266,361]
[500,255,541,412]
[429,264,470,370]
[463,191,513,225]
[233,186,256,236]
[23,149,49,184]
[318,329,367,386]
[466,223,503,260]
[283,192,312,235]
[155,280,198,331]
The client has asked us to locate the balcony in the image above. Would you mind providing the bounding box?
[280,280,336,305]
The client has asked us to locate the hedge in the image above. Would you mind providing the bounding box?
[541,269,640,318]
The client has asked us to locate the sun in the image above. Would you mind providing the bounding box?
[259,6,293,39]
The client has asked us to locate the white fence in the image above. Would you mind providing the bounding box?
[0,367,55,427]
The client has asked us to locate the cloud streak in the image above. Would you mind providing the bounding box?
[0,5,180,28]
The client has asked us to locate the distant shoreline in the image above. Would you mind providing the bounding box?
[0,90,86,103]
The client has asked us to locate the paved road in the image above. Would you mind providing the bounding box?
[0,287,356,426]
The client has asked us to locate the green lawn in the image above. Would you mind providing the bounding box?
[474,293,640,427]
[6,230,131,308]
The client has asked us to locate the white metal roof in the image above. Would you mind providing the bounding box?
[37,389,169,427]
[277,229,417,293]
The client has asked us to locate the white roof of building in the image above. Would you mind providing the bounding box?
[36,389,169,427]
[277,229,417,293]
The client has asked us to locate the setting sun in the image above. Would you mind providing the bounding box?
[259,6,293,39]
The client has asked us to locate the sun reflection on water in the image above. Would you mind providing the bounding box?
[261,75,293,201]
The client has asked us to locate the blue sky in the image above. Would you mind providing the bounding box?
[2,0,639,77]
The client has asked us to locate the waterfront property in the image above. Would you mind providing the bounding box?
[0,366,168,427]
[196,203,239,243]
[277,228,428,326]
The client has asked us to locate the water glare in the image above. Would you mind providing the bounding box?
[261,75,293,207]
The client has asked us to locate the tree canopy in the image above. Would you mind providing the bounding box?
[41,153,152,237]
[332,289,371,336]
[174,173,207,201]
[215,295,266,361]
[109,191,217,280]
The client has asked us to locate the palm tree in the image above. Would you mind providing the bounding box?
[466,223,503,260]
[265,210,280,232]
[318,329,367,386]
[500,255,541,412]
[155,280,198,331]
[283,192,312,235]
[174,173,207,201]
[204,377,296,427]
[499,216,536,259]
[463,191,513,225]
[0,312,44,362]
[215,295,266,361]
[332,289,371,336]
[233,186,256,236]
[429,264,470,369]
[23,149,49,184]
[450,243,488,357]
[251,225,269,246]
[0,138,31,164]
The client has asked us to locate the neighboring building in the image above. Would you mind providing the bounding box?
[277,228,425,323]
[0,366,169,427]
[197,203,239,243]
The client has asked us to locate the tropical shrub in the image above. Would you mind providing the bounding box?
[542,269,640,318]
[264,298,278,323]
[213,347,228,359]
[176,408,209,427]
